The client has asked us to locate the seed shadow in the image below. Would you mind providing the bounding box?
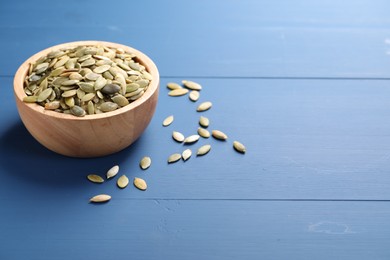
[0,121,144,190]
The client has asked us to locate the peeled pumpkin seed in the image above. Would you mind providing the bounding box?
[199,116,209,127]
[93,65,111,74]
[172,131,185,142]
[184,135,200,144]
[90,194,111,203]
[23,96,38,103]
[117,175,129,189]
[182,80,202,90]
[107,165,119,179]
[37,88,53,102]
[140,156,152,170]
[70,105,86,117]
[197,101,212,112]
[198,127,210,138]
[111,94,129,107]
[44,101,60,110]
[182,149,192,161]
[189,90,200,102]
[87,174,104,183]
[163,115,174,126]
[99,102,118,112]
[168,153,182,163]
[168,88,189,96]
[81,93,95,102]
[212,130,228,140]
[133,177,147,191]
[233,141,246,153]
[167,82,182,90]
[197,144,211,156]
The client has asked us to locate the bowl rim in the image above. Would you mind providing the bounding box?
[14,40,159,121]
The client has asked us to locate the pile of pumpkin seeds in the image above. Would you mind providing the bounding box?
[88,80,245,203]
[23,44,152,117]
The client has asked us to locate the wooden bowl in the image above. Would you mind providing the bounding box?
[14,41,159,157]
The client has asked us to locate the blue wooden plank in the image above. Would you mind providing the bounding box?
[2,76,390,200]
[1,1,390,78]
[0,199,389,260]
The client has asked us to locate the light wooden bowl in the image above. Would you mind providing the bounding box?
[14,41,159,157]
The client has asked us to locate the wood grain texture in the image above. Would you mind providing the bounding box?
[13,41,159,157]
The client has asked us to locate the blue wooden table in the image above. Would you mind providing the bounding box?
[1,1,390,259]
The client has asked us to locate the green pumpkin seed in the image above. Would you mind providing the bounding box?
[70,105,86,117]
[23,96,38,103]
[81,93,96,102]
[93,65,111,74]
[111,94,129,107]
[87,100,95,115]
[37,88,53,102]
[62,89,77,97]
[44,101,60,110]
[99,102,118,112]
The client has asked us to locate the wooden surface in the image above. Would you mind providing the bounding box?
[1,0,390,259]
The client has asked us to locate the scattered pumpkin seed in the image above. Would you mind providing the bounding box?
[184,134,200,144]
[197,101,212,112]
[133,177,147,191]
[90,194,111,203]
[197,144,211,156]
[117,175,129,189]
[87,174,104,183]
[182,80,202,90]
[212,130,228,140]
[168,153,182,163]
[199,116,209,127]
[198,127,210,138]
[172,131,185,142]
[167,82,182,90]
[182,149,192,161]
[233,141,246,153]
[168,88,189,96]
[189,90,200,102]
[163,115,174,126]
[107,165,119,179]
[140,156,152,170]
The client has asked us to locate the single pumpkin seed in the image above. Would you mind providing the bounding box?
[81,93,96,102]
[133,177,147,191]
[23,96,38,103]
[65,96,75,107]
[80,58,96,67]
[87,100,95,115]
[172,131,185,142]
[62,89,77,97]
[44,101,60,110]
[140,156,152,170]
[212,130,228,140]
[233,141,246,153]
[169,88,189,96]
[182,80,202,90]
[198,127,210,138]
[101,84,121,95]
[37,88,53,102]
[70,105,86,117]
[111,94,129,107]
[197,144,211,156]
[107,165,119,179]
[93,64,111,74]
[182,149,192,161]
[163,115,174,126]
[167,82,182,90]
[168,153,182,163]
[61,79,79,86]
[87,174,104,183]
[117,175,129,189]
[85,72,100,81]
[90,194,111,203]
[199,116,209,127]
[197,101,212,112]
[189,90,200,102]
[99,102,118,112]
[184,134,200,144]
